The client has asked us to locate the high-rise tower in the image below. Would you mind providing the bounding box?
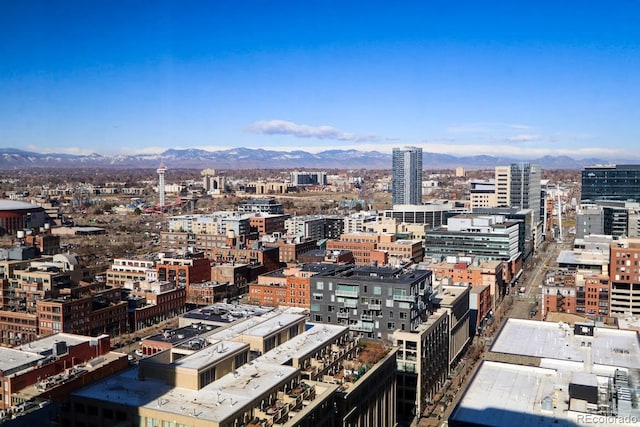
[508,162,541,223]
[392,147,423,205]
[157,163,167,209]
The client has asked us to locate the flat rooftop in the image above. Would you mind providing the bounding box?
[145,323,219,344]
[74,362,301,424]
[0,347,45,376]
[557,250,607,266]
[450,361,576,427]
[15,332,93,356]
[241,313,305,339]
[173,340,248,371]
[180,302,273,324]
[256,323,348,366]
[490,319,640,369]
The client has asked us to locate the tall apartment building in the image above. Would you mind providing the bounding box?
[494,163,542,224]
[393,308,449,423]
[609,237,640,315]
[309,265,432,342]
[494,166,511,207]
[582,164,640,203]
[392,146,423,205]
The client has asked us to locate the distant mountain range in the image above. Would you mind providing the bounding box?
[0,147,614,170]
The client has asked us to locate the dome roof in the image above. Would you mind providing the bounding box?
[0,200,42,211]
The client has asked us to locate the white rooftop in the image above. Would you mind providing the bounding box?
[491,319,640,369]
[173,340,248,371]
[15,333,92,355]
[256,323,348,366]
[0,347,45,375]
[451,361,576,427]
[241,313,306,338]
[74,362,300,424]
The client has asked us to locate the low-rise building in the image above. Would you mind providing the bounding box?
[450,319,640,427]
[0,333,126,412]
[63,321,396,427]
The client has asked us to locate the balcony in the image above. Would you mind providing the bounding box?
[393,294,416,303]
[350,321,374,333]
[337,312,349,319]
[368,303,382,310]
[361,314,374,321]
[336,289,359,298]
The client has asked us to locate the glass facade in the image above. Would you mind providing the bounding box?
[581,164,640,203]
[509,162,541,223]
[392,147,422,205]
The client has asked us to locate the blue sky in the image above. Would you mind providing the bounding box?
[2,1,640,160]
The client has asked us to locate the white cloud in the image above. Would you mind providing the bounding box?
[446,122,535,134]
[504,134,542,143]
[421,142,633,159]
[246,119,381,142]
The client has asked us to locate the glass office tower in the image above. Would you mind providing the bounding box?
[581,164,640,203]
[510,162,541,223]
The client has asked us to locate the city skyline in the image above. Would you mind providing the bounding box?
[2,2,640,160]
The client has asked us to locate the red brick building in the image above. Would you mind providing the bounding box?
[249,214,287,237]
[36,287,128,338]
[156,251,211,291]
[249,264,334,308]
[0,333,126,411]
[127,283,187,331]
[0,311,37,346]
[263,238,318,263]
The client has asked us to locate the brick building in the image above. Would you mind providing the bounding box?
[249,264,338,309]
[249,214,288,237]
[125,281,187,331]
[263,237,319,263]
[36,287,128,337]
[327,232,422,266]
[0,333,126,412]
[156,251,211,291]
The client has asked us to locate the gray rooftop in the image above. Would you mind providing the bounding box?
[173,340,248,371]
[241,313,306,338]
[15,333,92,355]
[256,323,348,366]
[451,361,578,427]
[74,362,300,424]
[491,319,640,369]
[0,347,45,376]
